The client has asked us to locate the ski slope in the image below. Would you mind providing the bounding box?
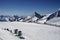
[0,22,60,40]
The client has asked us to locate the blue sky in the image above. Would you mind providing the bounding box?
[0,0,60,16]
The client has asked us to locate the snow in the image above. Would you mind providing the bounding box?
[0,29,20,40]
[58,8,60,10]
[31,16,38,21]
[0,22,60,40]
[37,19,47,23]
[37,13,52,23]
[24,16,38,22]
[26,16,31,19]
[46,17,60,25]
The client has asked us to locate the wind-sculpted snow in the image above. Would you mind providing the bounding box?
[0,22,60,40]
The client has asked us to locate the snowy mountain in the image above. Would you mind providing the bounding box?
[0,12,44,23]
[0,9,60,25]
[0,9,60,40]
[19,12,44,23]
[37,8,60,24]
[0,15,11,22]
[37,14,51,23]
[46,9,60,26]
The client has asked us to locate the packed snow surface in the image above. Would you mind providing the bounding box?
[0,22,60,40]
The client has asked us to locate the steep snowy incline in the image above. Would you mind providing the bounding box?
[0,22,60,40]
[0,29,20,40]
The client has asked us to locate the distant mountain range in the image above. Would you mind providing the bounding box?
[0,9,60,24]
[0,12,44,22]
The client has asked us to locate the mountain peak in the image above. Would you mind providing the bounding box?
[58,8,60,10]
[34,12,43,19]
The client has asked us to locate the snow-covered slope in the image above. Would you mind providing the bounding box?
[37,9,60,24]
[37,14,51,23]
[0,22,60,40]
[46,17,60,25]
[0,29,20,40]
[0,9,60,40]
[45,9,60,26]
[20,12,43,23]
[25,16,38,22]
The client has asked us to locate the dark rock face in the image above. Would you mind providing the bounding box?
[13,15,19,21]
[35,12,44,19]
[47,12,57,21]
[57,10,60,17]
[47,10,60,21]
